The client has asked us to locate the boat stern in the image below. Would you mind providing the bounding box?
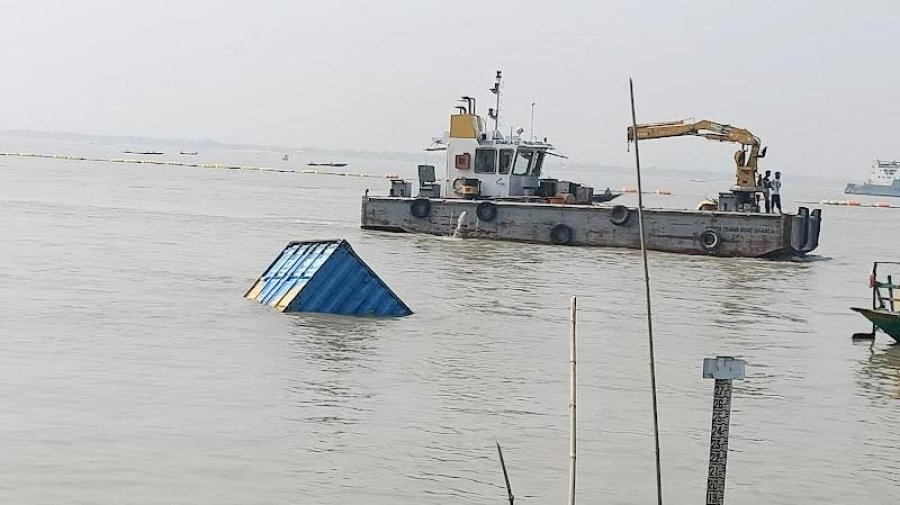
[785,206,822,256]
[851,307,900,343]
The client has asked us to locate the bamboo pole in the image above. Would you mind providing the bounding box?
[496,442,515,505]
[629,78,664,505]
[568,296,577,505]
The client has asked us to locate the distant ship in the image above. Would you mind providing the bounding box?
[308,162,348,167]
[180,151,198,155]
[845,160,900,197]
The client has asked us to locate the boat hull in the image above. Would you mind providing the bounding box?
[851,307,900,343]
[360,197,821,259]
[844,182,900,198]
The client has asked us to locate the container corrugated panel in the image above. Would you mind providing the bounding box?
[245,240,412,317]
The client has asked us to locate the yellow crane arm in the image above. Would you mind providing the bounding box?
[627,119,759,147]
[625,119,766,191]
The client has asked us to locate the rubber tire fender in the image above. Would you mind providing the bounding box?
[550,224,573,245]
[610,205,631,226]
[410,198,432,219]
[476,201,498,222]
[699,230,721,252]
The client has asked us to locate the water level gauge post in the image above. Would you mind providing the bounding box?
[702,356,746,505]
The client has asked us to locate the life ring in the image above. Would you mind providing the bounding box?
[699,230,721,252]
[476,201,498,222]
[410,198,431,219]
[610,205,631,226]
[550,224,573,245]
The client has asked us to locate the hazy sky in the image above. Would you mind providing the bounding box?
[1,1,898,176]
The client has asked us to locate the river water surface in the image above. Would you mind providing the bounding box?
[1,136,897,504]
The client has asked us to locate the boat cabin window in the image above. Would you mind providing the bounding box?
[474,148,496,174]
[499,149,513,174]
[512,149,546,176]
[530,151,545,177]
[512,149,534,175]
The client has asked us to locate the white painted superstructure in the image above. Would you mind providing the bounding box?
[432,72,557,199]
[864,160,900,186]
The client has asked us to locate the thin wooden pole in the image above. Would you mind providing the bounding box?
[629,78,664,505]
[568,296,577,505]
[496,442,515,505]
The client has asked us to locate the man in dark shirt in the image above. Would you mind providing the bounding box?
[761,170,772,213]
[756,173,764,211]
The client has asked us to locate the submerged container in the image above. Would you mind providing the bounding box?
[245,239,412,317]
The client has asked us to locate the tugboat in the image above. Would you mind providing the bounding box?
[851,261,900,342]
[360,72,822,258]
[845,160,900,197]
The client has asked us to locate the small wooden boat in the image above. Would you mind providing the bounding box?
[592,188,622,203]
[308,162,348,167]
[851,261,900,342]
[123,150,163,155]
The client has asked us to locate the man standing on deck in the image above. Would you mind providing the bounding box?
[756,173,764,211]
[771,171,783,214]
[761,170,772,213]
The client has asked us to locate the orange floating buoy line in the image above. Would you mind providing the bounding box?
[0,151,394,179]
[819,199,896,208]
[620,187,673,195]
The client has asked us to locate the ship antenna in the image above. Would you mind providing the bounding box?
[629,78,664,505]
[530,102,536,142]
[490,70,502,137]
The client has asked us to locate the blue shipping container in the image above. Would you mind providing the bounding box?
[245,240,412,317]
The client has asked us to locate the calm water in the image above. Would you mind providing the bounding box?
[1,136,897,504]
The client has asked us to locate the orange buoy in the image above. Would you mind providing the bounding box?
[655,189,671,195]
[847,200,862,206]
[875,202,891,208]
[622,187,637,193]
